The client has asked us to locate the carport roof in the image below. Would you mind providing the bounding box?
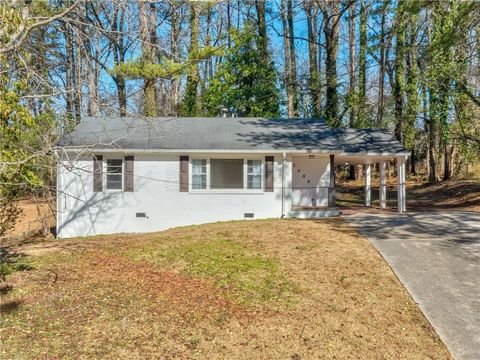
[58,116,409,156]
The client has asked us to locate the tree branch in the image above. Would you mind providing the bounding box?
[0,1,80,55]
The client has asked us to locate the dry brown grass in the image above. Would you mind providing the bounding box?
[407,180,480,211]
[337,179,480,212]
[1,219,451,359]
[2,198,55,241]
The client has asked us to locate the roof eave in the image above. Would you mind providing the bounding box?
[55,146,410,158]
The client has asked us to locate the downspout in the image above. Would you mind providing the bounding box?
[281,152,286,218]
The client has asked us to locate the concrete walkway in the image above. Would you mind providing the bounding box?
[346,212,480,360]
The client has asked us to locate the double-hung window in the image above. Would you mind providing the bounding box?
[106,159,123,190]
[192,159,207,189]
[247,160,262,189]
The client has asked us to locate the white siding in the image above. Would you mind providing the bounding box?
[291,155,330,207]
[56,153,286,238]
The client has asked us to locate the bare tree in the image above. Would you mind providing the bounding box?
[138,0,158,117]
[281,0,293,117]
[318,0,351,126]
[348,0,356,179]
[376,0,389,127]
[304,1,321,116]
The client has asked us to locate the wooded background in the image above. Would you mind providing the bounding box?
[1,0,480,234]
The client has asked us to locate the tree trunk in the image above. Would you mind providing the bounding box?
[410,149,416,175]
[112,2,127,116]
[443,146,453,180]
[170,2,179,116]
[405,14,419,155]
[200,5,212,103]
[86,50,99,116]
[348,1,356,128]
[138,0,157,117]
[317,17,323,77]
[255,0,268,55]
[281,0,293,117]
[227,0,231,48]
[358,0,367,126]
[428,90,438,182]
[376,0,389,127]
[422,84,429,174]
[424,10,437,182]
[84,4,99,116]
[117,76,127,117]
[347,1,357,180]
[73,24,82,124]
[321,2,341,127]
[183,1,200,116]
[305,2,320,116]
[287,0,298,116]
[348,165,356,181]
[64,26,74,119]
[393,5,405,142]
[149,2,162,114]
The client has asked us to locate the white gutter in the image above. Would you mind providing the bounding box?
[55,147,411,157]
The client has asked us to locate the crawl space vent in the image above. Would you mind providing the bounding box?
[244,213,254,218]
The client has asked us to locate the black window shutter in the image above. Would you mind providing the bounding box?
[124,155,134,192]
[265,156,274,192]
[93,155,103,192]
[179,156,189,192]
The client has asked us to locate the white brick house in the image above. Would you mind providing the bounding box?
[56,117,409,238]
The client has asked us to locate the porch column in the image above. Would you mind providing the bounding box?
[397,158,406,213]
[379,161,387,209]
[364,163,371,206]
[328,154,336,207]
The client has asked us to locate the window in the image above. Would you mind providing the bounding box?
[210,159,243,189]
[247,160,262,189]
[106,159,122,190]
[192,159,207,189]
[190,158,264,191]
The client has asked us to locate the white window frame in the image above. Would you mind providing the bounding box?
[189,156,265,194]
[191,158,208,190]
[246,159,263,190]
[104,156,124,192]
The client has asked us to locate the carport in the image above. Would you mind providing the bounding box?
[334,154,408,213]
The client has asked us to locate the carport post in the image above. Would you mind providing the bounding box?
[364,163,371,207]
[379,161,387,209]
[397,158,406,213]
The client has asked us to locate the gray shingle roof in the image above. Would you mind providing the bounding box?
[58,116,409,155]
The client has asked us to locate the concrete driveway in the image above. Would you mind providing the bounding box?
[346,212,480,360]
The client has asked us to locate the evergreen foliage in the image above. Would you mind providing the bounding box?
[202,26,280,117]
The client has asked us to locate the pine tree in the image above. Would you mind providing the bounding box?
[202,26,280,117]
